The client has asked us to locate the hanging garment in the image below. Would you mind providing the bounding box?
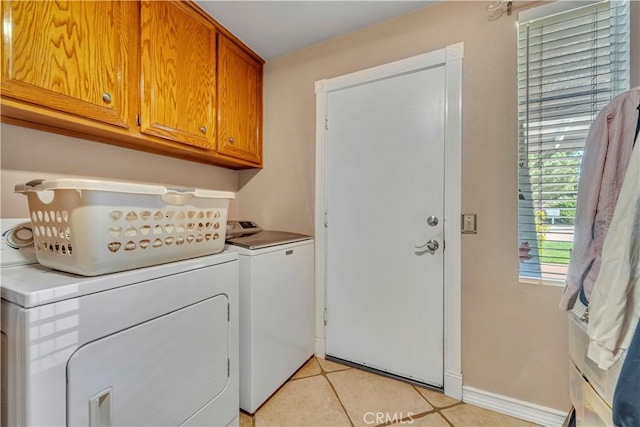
[612,321,640,427]
[561,86,640,310]
[587,140,639,369]
[635,101,640,146]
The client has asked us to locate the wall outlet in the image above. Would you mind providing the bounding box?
[461,214,477,234]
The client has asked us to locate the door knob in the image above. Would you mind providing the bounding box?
[200,126,207,134]
[427,216,438,226]
[102,92,112,103]
[229,137,235,144]
[415,239,439,251]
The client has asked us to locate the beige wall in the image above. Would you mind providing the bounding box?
[1,0,637,413]
[239,0,639,411]
[1,124,239,218]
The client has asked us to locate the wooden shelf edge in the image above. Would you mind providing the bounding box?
[1,99,263,170]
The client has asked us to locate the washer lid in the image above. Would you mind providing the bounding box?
[226,230,311,250]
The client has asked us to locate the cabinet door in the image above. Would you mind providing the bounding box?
[1,1,130,127]
[140,0,216,149]
[218,35,263,165]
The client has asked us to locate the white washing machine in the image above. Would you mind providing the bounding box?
[225,221,314,414]
[1,219,240,427]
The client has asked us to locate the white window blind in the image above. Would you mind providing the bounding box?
[517,0,630,282]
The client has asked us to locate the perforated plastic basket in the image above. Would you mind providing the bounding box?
[16,179,235,276]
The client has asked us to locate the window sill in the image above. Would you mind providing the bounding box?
[519,277,565,288]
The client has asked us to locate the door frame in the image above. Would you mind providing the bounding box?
[314,43,463,399]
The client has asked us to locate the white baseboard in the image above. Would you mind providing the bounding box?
[314,338,325,358]
[462,386,567,427]
[444,370,463,400]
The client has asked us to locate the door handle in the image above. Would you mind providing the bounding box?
[89,388,112,426]
[415,239,439,251]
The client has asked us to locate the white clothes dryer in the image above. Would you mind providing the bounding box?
[1,219,240,427]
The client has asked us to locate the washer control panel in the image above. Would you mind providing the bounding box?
[1,219,37,266]
[226,220,263,239]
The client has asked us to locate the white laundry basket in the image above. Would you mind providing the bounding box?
[16,179,235,276]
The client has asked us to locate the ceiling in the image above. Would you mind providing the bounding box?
[196,1,436,60]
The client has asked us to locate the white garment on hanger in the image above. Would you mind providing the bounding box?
[561,87,640,309]
[587,138,640,369]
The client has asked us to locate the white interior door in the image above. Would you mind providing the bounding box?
[325,64,445,386]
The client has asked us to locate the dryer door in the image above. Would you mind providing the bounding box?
[67,295,229,426]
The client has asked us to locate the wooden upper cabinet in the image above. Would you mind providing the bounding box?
[217,34,263,165]
[1,0,263,168]
[140,0,216,150]
[1,1,131,127]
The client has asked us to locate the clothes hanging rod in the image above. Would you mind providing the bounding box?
[487,0,548,21]
[487,0,512,20]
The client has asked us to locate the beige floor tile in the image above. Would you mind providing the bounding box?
[317,357,351,372]
[327,369,432,427]
[441,404,537,427]
[254,375,351,427]
[414,387,459,408]
[291,357,322,379]
[239,412,253,427]
[394,413,450,426]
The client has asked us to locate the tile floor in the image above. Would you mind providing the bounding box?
[239,357,537,427]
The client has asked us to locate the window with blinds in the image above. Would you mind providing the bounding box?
[517,0,630,282]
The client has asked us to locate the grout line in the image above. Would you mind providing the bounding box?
[438,409,457,427]
[440,401,465,412]
[318,361,351,374]
[373,402,464,427]
[245,357,469,427]
[245,357,353,425]
[439,406,462,427]
[289,357,352,380]
[321,359,462,427]
[437,401,466,427]
[322,368,356,427]
[326,356,441,390]
[322,360,449,427]
[411,384,437,407]
[369,383,465,426]
[411,384,463,410]
[288,371,322,381]
[244,356,319,418]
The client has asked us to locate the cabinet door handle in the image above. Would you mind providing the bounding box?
[229,137,235,143]
[102,93,112,103]
[200,126,207,134]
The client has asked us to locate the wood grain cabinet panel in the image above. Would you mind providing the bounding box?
[140,0,216,150]
[217,34,263,165]
[1,0,131,127]
[1,0,264,169]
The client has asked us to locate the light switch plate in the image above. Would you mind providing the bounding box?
[461,214,477,234]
